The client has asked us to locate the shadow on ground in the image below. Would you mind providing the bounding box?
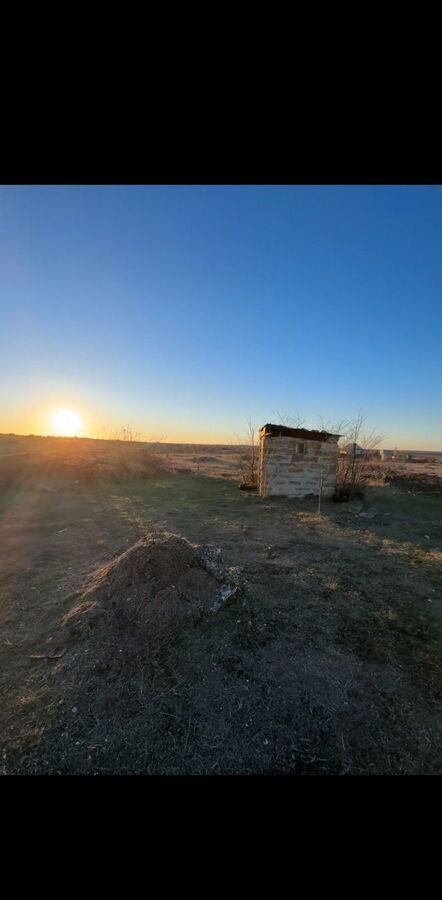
[1,475,441,774]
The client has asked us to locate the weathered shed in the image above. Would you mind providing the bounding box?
[258,423,340,498]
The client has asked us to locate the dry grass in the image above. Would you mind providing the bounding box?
[0,434,164,489]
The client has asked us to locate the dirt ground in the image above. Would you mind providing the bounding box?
[1,448,442,774]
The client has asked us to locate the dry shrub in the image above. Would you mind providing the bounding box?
[333,414,383,500]
[236,419,258,486]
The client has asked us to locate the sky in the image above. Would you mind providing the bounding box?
[0,185,441,448]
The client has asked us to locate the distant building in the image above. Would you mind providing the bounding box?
[258,424,340,499]
[341,442,365,457]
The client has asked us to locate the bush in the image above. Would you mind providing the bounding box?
[332,486,365,503]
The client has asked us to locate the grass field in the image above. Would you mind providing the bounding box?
[1,466,442,775]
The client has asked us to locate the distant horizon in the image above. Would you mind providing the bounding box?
[1,185,441,450]
[2,429,442,454]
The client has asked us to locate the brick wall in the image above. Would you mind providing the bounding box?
[258,433,339,498]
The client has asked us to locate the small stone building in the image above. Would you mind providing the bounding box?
[258,423,340,498]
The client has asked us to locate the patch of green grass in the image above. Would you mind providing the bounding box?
[103,475,259,523]
[366,486,442,521]
[0,484,27,515]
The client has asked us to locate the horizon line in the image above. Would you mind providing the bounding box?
[1,431,442,454]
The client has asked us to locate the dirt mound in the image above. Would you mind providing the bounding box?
[63,532,242,648]
[49,533,244,768]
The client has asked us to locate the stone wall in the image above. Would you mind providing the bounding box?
[258,433,339,498]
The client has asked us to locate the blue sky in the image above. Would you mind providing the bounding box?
[0,185,441,447]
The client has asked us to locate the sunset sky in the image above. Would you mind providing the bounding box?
[1,185,441,448]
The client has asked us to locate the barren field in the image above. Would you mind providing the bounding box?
[0,434,246,487]
[1,436,442,775]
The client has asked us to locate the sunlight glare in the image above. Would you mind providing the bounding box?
[52,409,84,437]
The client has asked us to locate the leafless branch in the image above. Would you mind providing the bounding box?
[234,418,258,485]
[275,409,305,429]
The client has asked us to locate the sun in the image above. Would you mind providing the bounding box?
[52,409,84,437]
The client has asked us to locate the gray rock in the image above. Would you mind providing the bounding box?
[359,508,377,519]
[197,546,244,612]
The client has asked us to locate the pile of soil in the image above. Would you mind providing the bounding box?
[21,533,243,773]
[4,501,442,775]
[63,532,242,651]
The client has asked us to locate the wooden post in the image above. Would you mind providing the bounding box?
[350,441,357,497]
[318,448,324,514]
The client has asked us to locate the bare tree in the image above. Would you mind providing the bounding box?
[316,414,350,437]
[112,424,146,443]
[314,415,347,511]
[275,409,305,429]
[313,411,383,502]
[235,418,258,486]
[111,425,132,442]
[335,412,384,499]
